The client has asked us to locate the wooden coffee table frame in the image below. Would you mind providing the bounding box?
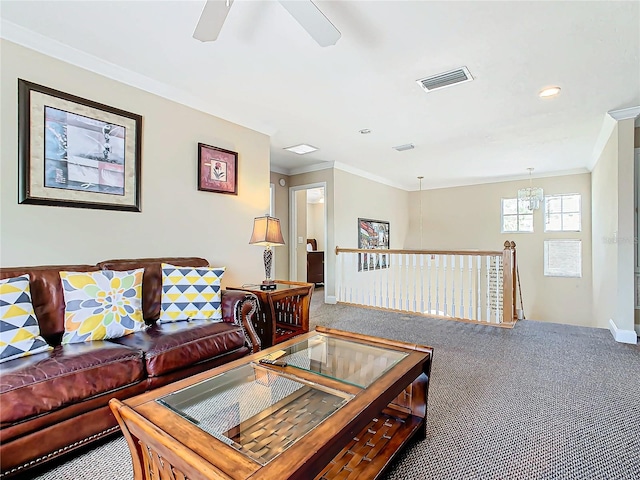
[111,326,433,480]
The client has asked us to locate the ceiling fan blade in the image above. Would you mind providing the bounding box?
[278,0,341,47]
[193,0,234,42]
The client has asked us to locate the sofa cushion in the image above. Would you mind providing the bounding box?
[96,258,209,322]
[59,269,146,343]
[159,264,225,322]
[0,275,53,363]
[108,320,245,377]
[0,265,100,346]
[0,341,145,425]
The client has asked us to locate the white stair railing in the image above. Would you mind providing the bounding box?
[335,242,517,326]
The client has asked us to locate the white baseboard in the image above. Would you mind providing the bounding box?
[609,319,638,344]
[326,295,337,305]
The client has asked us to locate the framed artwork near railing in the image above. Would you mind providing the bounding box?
[18,79,142,212]
[357,218,390,272]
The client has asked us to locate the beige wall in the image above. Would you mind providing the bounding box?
[0,40,270,288]
[592,128,619,329]
[333,170,410,303]
[592,119,637,336]
[270,172,290,280]
[407,173,593,326]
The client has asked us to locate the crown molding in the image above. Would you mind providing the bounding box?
[287,161,335,176]
[588,105,640,171]
[607,106,640,121]
[269,165,290,175]
[332,162,409,191]
[0,20,273,137]
[588,113,618,171]
[409,168,590,192]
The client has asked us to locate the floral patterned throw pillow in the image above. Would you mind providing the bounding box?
[59,269,146,344]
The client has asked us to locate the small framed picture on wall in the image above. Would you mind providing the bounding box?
[197,143,238,195]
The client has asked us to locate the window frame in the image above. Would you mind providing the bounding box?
[501,197,534,234]
[543,193,582,233]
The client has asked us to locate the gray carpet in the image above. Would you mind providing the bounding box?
[29,290,640,479]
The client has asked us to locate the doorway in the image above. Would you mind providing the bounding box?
[289,182,327,301]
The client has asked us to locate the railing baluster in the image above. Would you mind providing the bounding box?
[412,254,417,313]
[443,255,447,316]
[392,254,397,310]
[420,254,425,314]
[496,255,502,323]
[427,255,432,315]
[435,255,440,315]
[459,255,465,319]
[377,254,382,308]
[385,253,389,309]
[405,253,410,311]
[468,255,473,319]
[485,256,491,323]
[451,255,456,318]
[336,251,341,302]
[476,256,481,321]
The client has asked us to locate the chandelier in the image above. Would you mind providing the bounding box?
[517,168,543,210]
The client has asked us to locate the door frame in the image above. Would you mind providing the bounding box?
[289,182,327,300]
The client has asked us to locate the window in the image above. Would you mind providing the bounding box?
[544,194,581,232]
[501,198,533,233]
[544,239,582,277]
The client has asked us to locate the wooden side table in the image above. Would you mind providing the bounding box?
[228,281,314,348]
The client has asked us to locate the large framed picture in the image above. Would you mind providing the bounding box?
[197,143,238,195]
[18,79,142,212]
[357,218,390,272]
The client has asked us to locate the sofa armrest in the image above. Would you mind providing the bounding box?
[221,290,261,353]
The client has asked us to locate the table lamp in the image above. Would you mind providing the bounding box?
[249,215,285,290]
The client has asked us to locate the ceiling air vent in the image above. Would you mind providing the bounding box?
[416,66,474,93]
[393,143,415,152]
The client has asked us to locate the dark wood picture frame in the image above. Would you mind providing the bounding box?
[357,218,390,272]
[18,79,142,212]
[197,143,238,195]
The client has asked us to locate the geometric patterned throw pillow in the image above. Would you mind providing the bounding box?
[0,274,53,364]
[59,269,146,344]
[159,264,225,323]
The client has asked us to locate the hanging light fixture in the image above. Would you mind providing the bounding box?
[517,167,543,210]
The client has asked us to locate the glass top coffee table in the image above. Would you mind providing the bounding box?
[112,326,433,480]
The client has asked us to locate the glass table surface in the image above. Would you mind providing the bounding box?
[157,363,352,465]
[262,333,409,388]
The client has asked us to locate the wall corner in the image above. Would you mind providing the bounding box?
[609,318,638,344]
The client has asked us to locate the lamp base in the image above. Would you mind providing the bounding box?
[260,280,277,291]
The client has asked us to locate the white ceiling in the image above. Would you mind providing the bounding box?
[1,1,638,191]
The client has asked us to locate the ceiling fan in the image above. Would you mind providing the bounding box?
[193,0,341,47]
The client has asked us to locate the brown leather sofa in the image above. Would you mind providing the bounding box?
[0,257,260,478]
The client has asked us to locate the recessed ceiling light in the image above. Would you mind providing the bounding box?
[359,129,372,134]
[393,143,415,152]
[539,86,561,98]
[283,144,318,155]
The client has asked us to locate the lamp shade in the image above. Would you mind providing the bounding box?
[249,216,285,247]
